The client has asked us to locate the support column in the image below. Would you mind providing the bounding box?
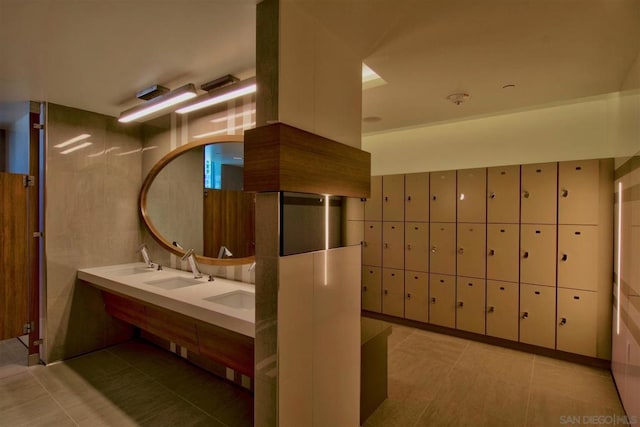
[254,1,365,426]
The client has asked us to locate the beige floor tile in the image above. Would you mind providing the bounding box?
[387,325,414,351]
[363,398,429,427]
[392,330,468,366]
[0,393,75,427]
[0,371,49,412]
[526,386,626,427]
[456,340,534,385]
[531,360,622,409]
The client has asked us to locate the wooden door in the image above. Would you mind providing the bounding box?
[1,172,29,340]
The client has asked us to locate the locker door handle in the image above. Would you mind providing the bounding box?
[431,297,436,303]
[488,249,495,256]
[560,317,567,326]
[561,189,569,198]
[489,192,496,199]
[522,251,529,259]
[407,244,412,250]
[431,246,437,253]
[458,247,464,254]
[522,190,530,199]
[407,293,412,299]
[521,312,529,319]
[458,301,464,308]
[561,254,568,261]
[487,306,495,313]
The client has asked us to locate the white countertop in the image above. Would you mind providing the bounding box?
[77,262,255,338]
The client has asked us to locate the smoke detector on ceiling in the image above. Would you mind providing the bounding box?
[446,92,470,105]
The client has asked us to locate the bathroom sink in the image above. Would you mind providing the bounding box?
[204,290,254,310]
[144,276,202,290]
[108,265,157,276]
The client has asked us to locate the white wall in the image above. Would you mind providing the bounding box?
[364,92,640,175]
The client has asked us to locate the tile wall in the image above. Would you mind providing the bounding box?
[44,103,143,362]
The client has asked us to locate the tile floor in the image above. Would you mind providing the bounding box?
[0,338,252,426]
[0,324,627,427]
[364,324,627,427]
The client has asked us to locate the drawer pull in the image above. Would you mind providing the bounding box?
[561,254,568,261]
[523,190,530,198]
[384,289,388,295]
[488,249,495,256]
[487,306,495,313]
[521,312,529,319]
[384,196,389,201]
[431,297,437,303]
[458,247,464,254]
[384,243,389,249]
[561,189,569,198]
[407,293,411,299]
[407,244,412,250]
[458,301,464,308]
[560,317,567,326]
[523,251,529,259]
[432,195,437,201]
[407,195,412,201]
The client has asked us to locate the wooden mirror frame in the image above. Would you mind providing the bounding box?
[139,134,255,266]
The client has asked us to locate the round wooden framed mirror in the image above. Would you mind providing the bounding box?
[139,135,255,266]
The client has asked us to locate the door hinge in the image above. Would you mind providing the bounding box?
[32,123,44,130]
[23,175,35,187]
[23,321,34,334]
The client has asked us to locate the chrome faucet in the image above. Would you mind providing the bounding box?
[139,244,154,268]
[182,249,203,279]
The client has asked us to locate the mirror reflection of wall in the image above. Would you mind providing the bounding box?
[140,95,256,266]
[147,147,204,254]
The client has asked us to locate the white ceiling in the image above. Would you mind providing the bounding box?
[1,0,639,135]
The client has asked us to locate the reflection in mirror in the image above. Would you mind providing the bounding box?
[141,137,255,266]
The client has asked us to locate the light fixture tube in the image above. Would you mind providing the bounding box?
[175,77,256,115]
[118,84,197,123]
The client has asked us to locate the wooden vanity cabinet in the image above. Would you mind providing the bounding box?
[102,291,254,377]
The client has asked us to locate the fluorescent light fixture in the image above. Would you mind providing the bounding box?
[362,63,386,90]
[118,84,197,123]
[193,122,256,139]
[176,77,256,115]
[55,133,91,148]
[61,142,92,155]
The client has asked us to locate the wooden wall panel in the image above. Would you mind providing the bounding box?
[244,123,370,197]
[0,172,29,340]
[203,189,255,258]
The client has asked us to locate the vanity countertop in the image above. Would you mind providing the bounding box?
[78,262,255,338]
